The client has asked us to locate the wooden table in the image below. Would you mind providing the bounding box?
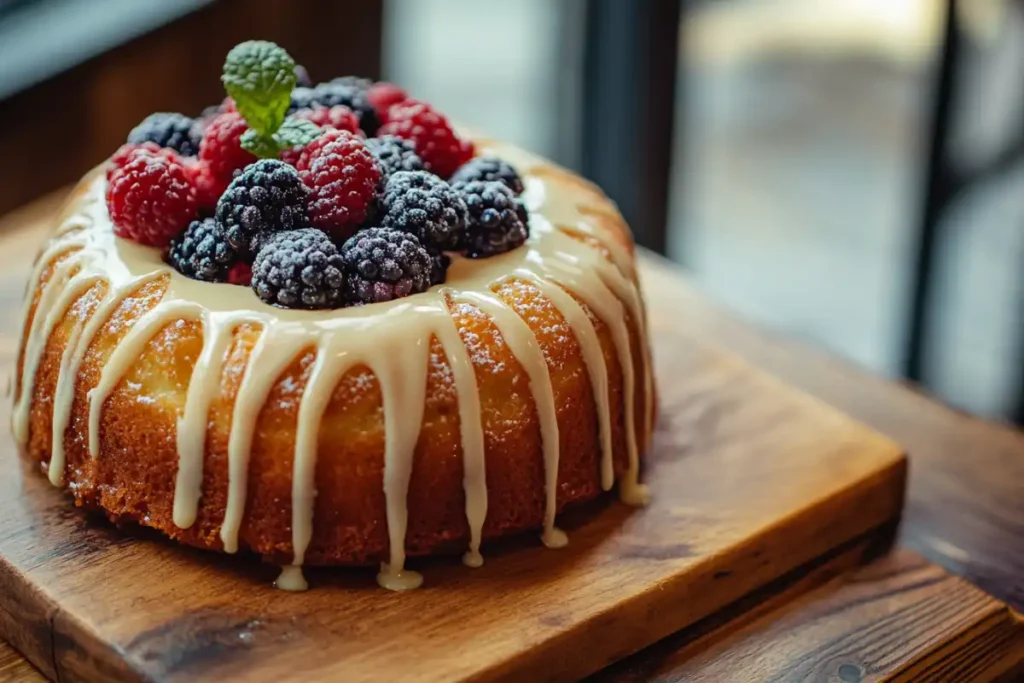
[1,194,1022,682]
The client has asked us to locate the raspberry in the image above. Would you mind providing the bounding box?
[293,105,360,134]
[378,170,466,251]
[106,146,198,247]
[165,218,240,282]
[340,227,431,304]
[427,250,450,286]
[364,135,425,182]
[459,180,529,258]
[216,159,310,255]
[299,130,381,240]
[449,156,524,195]
[107,142,171,182]
[290,82,380,135]
[127,112,202,157]
[367,82,408,119]
[227,262,253,287]
[190,160,229,210]
[199,111,256,184]
[378,100,473,178]
[253,229,346,309]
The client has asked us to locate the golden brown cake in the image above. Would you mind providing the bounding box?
[13,137,654,591]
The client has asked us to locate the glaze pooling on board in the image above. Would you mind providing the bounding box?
[12,139,653,590]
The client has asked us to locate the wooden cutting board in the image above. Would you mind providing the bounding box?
[0,210,906,682]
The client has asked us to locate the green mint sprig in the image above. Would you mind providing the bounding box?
[222,40,320,159]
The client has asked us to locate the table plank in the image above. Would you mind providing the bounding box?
[0,640,44,683]
[600,549,1024,682]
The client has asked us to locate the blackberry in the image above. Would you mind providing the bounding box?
[295,64,313,87]
[378,171,467,252]
[215,159,309,256]
[252,229,346,309]
[165,218,239,282]
[341,227,432,304]
[459,180,529,258]
[427,250,450,286]
[449,156,524,195]
[290,82,380,135]
[330,75,373,91]
[128,112,202,157]
[365,135,425,182]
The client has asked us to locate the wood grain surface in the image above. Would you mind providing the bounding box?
[600,548,1024,682]
[0,195,908,681]
[0,640,44,683]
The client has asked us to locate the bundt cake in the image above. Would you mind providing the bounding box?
[12,42,654,591]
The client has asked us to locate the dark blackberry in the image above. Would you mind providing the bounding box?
[330,75,373,91]
[341,227,432,304]
[295,64,313,87]
[427,250,450,286]
[459,180,529,258]
[289,82,380,135]
[165,218,240,282]
[252,228,346,309]
[215,159,309,256]
[378,171,467,252]
[365,135,425,182]
[127,112,202,157]
[449,156,525,195]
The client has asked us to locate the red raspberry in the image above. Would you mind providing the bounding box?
[294,105,360,134]
[280,106,361,167]
[107,142,171,182]
[189,159,229,210]
[367,82,408,120]
[106,147,198,246]
[299,130,381,239]
[378,100,473,178]
[199,111,255,184]
[227,262,253,287]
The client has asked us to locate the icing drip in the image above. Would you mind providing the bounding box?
[14,139,654,591]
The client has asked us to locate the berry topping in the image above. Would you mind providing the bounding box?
[228,261,253,287]
[294,64,313,88]
[107,142,172,182]
[364,135,425,181]
[367,82,408,119]
[459,180,529,258]
[378,100,473,178]
[252,228,346,309]
[341,227,432,304]
[299,130,381,240]
[293,105,360,134]
[165,218,240,282]
[330,75,373,91]
[127,113,202,157]
[199,111,257,184]
[190,160,229,210]
[449,155,524,195]
[216,159,310,255]
[106,146,198,247]
[290,82,380,135]
[378,170,467,252]
[427,250,450,286]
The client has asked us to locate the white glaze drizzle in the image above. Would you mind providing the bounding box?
[13,139,654,590]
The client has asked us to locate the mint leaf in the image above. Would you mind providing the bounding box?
[240,129,281,159]
[222,40,296,137]
[275,118,321,149]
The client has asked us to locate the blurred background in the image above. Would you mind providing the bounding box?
[0,0,1021,423]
